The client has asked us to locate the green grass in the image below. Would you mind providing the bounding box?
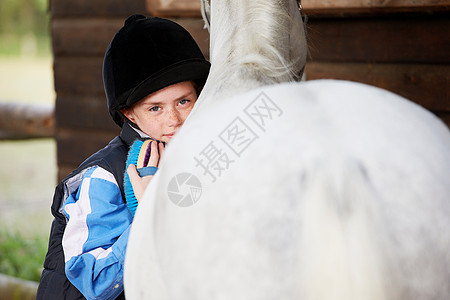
[0,229,48,282]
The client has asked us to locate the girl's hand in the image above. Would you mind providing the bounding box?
[127,141,165,202]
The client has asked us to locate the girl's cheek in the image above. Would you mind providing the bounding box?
[181,103,194,112]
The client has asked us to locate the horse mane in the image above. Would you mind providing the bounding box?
[208,0,302,85]
[237,1,299,83]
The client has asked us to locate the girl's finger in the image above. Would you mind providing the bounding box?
[127,164,153,203]
[158,142,165,162]
[147,141,160,167]
[127,164,140,185]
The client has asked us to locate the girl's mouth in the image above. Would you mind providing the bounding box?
[163,132,175,138]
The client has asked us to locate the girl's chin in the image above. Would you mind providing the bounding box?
[160,136,172,143]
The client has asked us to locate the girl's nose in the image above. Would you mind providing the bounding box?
[167,109,183,127]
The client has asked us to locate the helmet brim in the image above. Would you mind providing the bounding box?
[125,59,211,108]
[111,58,210,127]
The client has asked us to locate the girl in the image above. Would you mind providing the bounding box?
[37,15,210,299]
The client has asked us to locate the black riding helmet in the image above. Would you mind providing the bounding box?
[103,15,211,127]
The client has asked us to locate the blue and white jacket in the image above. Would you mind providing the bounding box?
[37,123,146,300]
[62,166,132,299]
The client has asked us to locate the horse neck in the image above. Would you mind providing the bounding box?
[193,0,307,114]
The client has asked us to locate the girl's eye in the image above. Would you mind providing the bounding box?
[149,106,160,112]
[179,99,189,105]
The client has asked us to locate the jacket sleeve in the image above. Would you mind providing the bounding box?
[62,166,133,300]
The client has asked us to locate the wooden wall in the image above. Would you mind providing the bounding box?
[52,0,449,180]
[304,2,450,129]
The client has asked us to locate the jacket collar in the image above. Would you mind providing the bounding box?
[120,123,144,147]
[120,123,164,147]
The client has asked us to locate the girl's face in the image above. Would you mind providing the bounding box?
[121,81,198,143]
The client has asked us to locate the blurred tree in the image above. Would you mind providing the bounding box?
[0,0,49,55]
[0,0,48,35]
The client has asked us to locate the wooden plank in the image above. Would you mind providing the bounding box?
[52,19,122,56]
[55,94,118,131]
[305,62,450,112]
[50,0,146,17]
[143,0,449,17]
[303,0,450,16]
[436,112,450,129]
[55,17,449,64]
[307,16,449,64]
[56,128,118,166]
[304,0,450,8]
[173,17,210,59]
[52,17,209,57]
[58,164,76,182]
[146,0,201,17]
[54,57,104,93]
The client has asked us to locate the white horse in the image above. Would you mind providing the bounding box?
[125,1,450,299]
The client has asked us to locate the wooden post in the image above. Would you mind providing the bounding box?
[0,102,54,140]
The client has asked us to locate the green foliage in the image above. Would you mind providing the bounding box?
[0,229,48,282]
